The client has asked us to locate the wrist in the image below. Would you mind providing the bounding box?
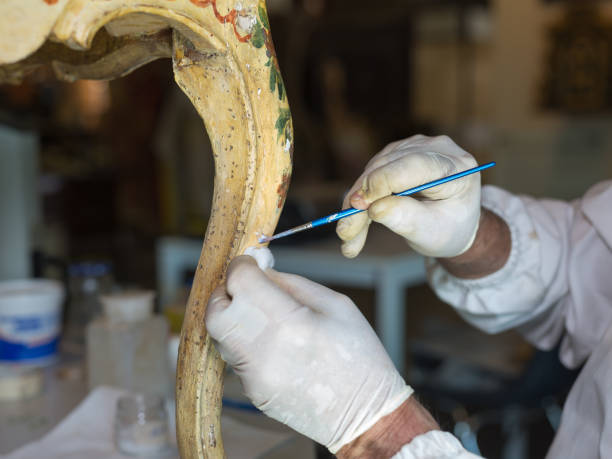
[336,396,439,459]
[438,207,511,279]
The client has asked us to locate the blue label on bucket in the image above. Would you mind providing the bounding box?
[0,336,59,360]
[0,313,60,362]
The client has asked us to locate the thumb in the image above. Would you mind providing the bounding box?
[204,284,233,342]
[205,284,249,365]
[205,282,273,366]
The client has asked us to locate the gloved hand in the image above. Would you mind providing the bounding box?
[336,135,481,258]
[205,254,413,453]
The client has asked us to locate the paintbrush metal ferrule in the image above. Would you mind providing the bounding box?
[261,161,495,243]
[259,222,313,243]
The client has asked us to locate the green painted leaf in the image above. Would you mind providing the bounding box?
[250,22,266,48]
[259,5,270,30]
[269,67,277,93]
[277,78,284,100]
[275,108,291,137]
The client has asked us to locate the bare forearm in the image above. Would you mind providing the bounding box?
[438,207,511,279]
[336,397,439,459]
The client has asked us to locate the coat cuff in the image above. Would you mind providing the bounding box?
[426,185,547,334]
[391,431,482,458]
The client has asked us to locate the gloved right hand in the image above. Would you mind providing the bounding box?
[336,135,481,258]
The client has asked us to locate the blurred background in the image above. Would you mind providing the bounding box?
[1,0,611,457]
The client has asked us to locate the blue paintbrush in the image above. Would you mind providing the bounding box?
[259,161,496,244]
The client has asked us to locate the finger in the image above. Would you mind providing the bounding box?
[352,153,460,208]
[226,255,301,318]
[206,284,231,315]
[347,141,434,212]
[205,302,269,367]
[336,211,369,242]
[369,196,468,256]
[340,220,370,258]
[355,135,475,207]
[342,169,369,211]
[225,255,264,297]
[363,134,436,170]
[425,134,474,160]
[266,270,355,316]
[362,139,403,171]
[337,179,371,253]
[363,135,430,172]
[338,177,368,239]
[205,278,293,366]
[204,284,262,366]
[368,195,424,239]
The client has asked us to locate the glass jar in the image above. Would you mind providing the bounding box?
[114,393,170,456]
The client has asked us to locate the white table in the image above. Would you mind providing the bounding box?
[156,226,426,374]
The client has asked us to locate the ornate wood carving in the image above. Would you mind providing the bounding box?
[0,1,292,457]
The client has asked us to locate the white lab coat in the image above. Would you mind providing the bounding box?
[402,181,612,458]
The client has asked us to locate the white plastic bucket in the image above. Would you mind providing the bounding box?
[0,279,65,365]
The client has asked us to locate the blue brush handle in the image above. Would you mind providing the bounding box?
[310,161,496,228]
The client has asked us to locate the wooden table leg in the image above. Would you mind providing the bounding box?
[0,2,292,457]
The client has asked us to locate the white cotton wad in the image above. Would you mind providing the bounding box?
[244,246,275,270]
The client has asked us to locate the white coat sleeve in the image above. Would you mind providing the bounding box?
[391,431,482,458]
[427,181,612,369]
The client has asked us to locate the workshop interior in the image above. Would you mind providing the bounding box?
[1,0,611,458]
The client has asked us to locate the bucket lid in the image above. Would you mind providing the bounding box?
[100,290,155,323]
[0,279,64,301]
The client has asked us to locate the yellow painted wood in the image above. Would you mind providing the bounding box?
[0,1,292,457]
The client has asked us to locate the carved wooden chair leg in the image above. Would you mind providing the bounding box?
[0,1,292,458]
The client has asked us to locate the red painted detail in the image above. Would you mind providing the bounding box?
[276,172,290,208]
[43,0,59,4]
[189,0,252,42]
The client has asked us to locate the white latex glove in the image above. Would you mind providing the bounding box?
[205,253,413,453]
[336,135,481,258]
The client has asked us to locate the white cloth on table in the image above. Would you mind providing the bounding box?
[1,386,295,459]
[2,386,132,459]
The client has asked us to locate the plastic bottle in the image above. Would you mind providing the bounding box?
[86,290,169,396]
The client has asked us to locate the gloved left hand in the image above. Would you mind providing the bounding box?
[205,253,413,453]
